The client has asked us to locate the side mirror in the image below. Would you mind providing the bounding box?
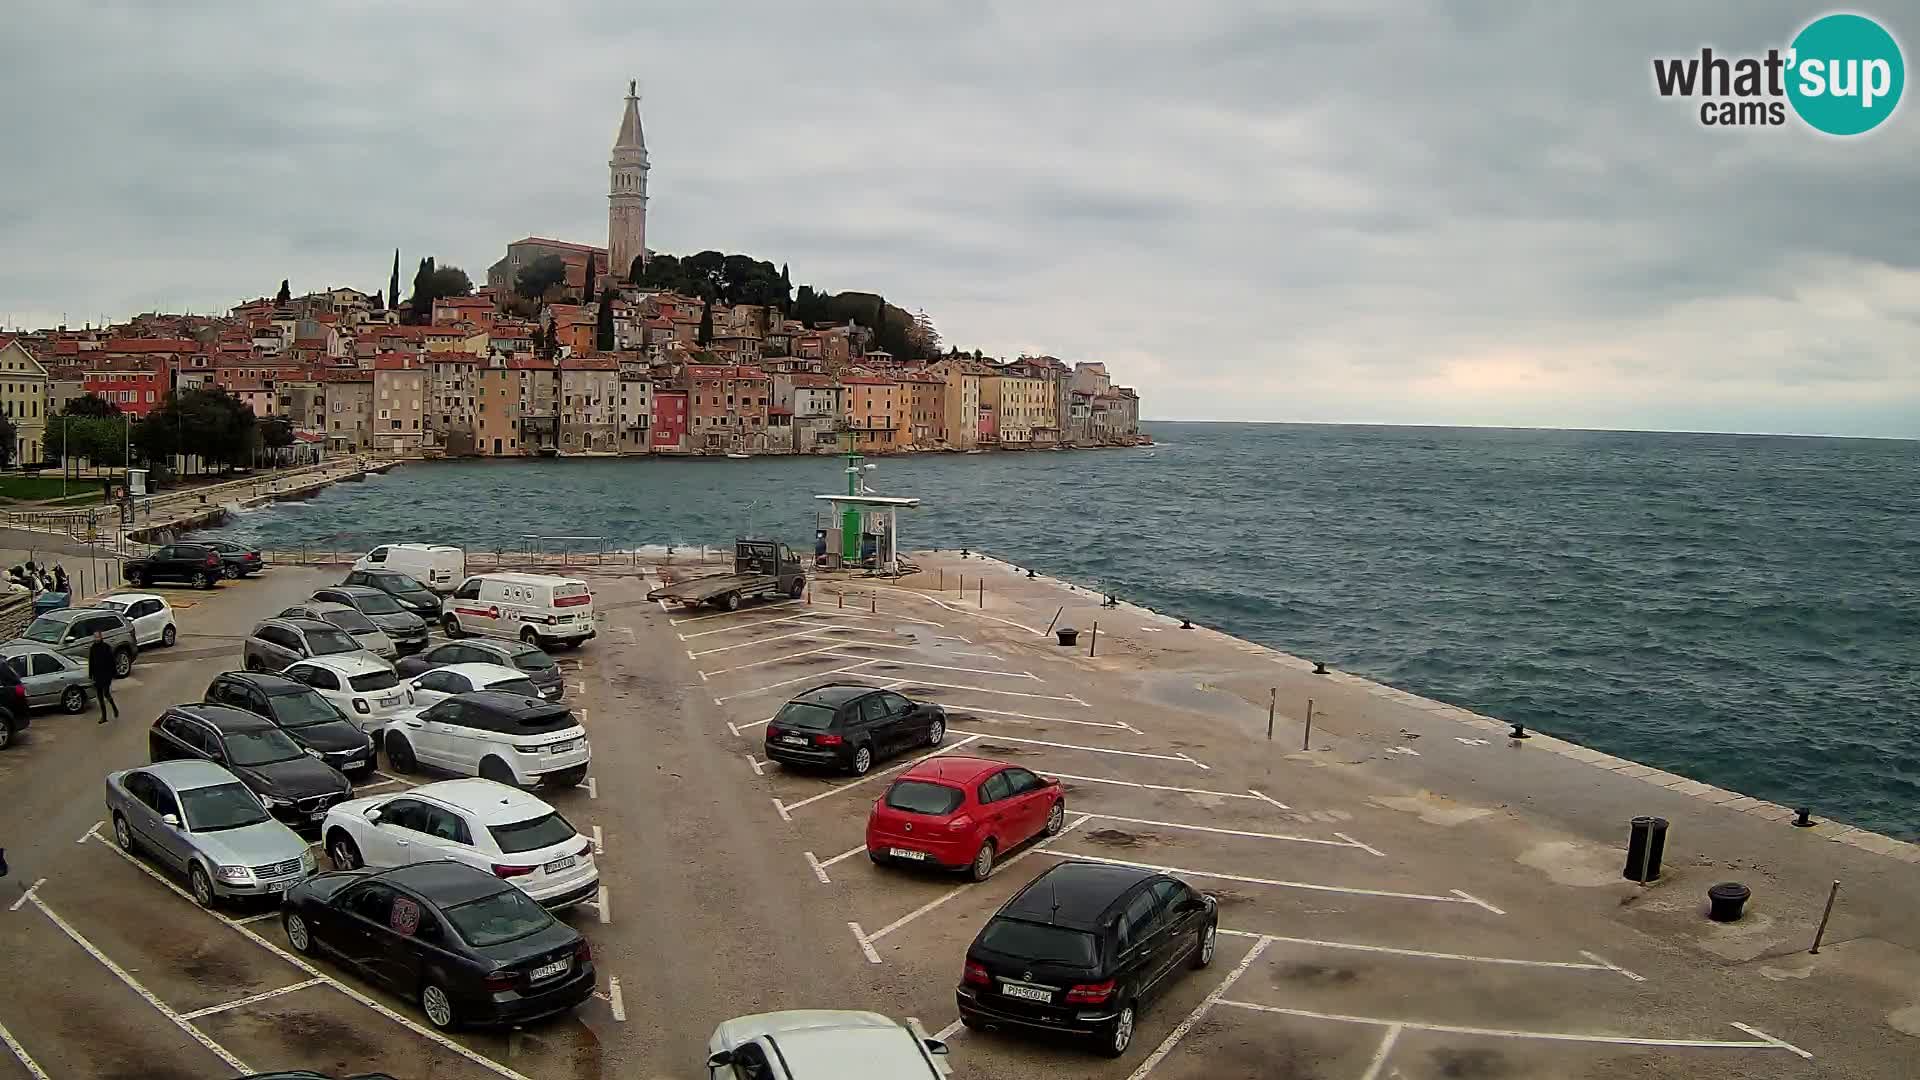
[923,1039,949,1056]
[705,1051,733,1069]
[365,808,382,823]
[161,813,180,828]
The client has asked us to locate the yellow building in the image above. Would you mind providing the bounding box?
[927,358,981,449]
[0,340,50,464]
[842,376,908,451]
[980,367,1048,446]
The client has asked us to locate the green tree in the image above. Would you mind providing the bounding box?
[425,265,472,300]
[596,290,615,351]
[62,393,120,418]
[50,416,128,468]
[389,248,401,312]
[516,255,568,300]
[0,414,15,468]
[141,389,257,474]
[275,279,291,304]
[629,253,647,284]
[582,255,597,309]
[258,416,295,464]
[697,298,713,346]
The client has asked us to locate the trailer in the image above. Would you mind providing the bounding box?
[648,539,808,611]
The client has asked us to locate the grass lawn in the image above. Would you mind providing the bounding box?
[0,474,107,502]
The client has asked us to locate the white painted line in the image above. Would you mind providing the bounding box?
[699,670,709,682]
[372,770,409,785]
[819,843,867,868]
[944,704,1131,730]
[853,677,1084,704]
[8,879,45,912]
[1247,788,1292,811]
[1387,746,1421,757]
[746,754,766,776]
[1333,831,1387,858]
[0,1015,49,1080]
[1081,813,1362,850]
[1250,933,1634,976]
[586,776,598,800]
[699,643,852,677]
[233,911,281,926]
[1176,752,1211,771]
[1215,999,1813,1057]
[591,825,604,855]
[932,1017,965,1043]
[950,728,1207,766]
[690,624,906,656]
[772,797,793,822]
[851,658,1038,680]
[28,894,251,1073]
[671,600,798,626]
[775,735,986,815]
[609,976,627,1022]
[713,661,880,703]
[179,978,326,1019]
[868,816,1091,947]
[849,921,882,963]
[77,820,103,844]
[355,779,400,792]
[569,681,586,693]
[1126,935,1273,1080]
[596,885,610,924]
[1045,771,1286,806]
[1045,851,1505,911]
[805,850,832,884]
[1578,950,1646,982]
[1450,889,1507,915]
[859,584,1031,633]
[1359,1024,1402,1080]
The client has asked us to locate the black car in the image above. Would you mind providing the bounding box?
[311,585,430,654]
[764,683,946,776]
[148,704,353,829]
[204,672,377,778]
[124,543,225,589]
[957,862,1218,1057]
[199,537,266,579]
[395,639,563,701]
[282,861,595,1030]
[341,569,442,619]
[0,664,29,751]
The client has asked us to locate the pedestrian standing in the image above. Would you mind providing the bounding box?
[88,631,118,724]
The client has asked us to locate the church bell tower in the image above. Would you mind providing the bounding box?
[608,80,649,284]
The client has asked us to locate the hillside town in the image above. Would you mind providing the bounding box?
[0,83,1143,464]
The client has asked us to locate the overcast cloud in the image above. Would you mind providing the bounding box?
[3,1,1915,437]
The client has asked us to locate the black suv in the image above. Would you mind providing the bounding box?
[148,703,353,829]
[394,639,563,700]
[764,683,946,776]
[340,569,441,619]
[124,543,225,589]
[957,862,1218,1057]
[199,537,266,579]
[204,672,377,778]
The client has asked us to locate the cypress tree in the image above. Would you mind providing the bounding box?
[388,249,400,311]
[697,298,713,346]
[582,256,597,310]
[275,279,290,304]
[596,289,615,351]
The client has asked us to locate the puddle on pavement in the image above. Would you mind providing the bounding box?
[1273,963,1358,987]
[975,743,1036,757]
[1082,828,1163,848]
[1427,1046,1515,1078]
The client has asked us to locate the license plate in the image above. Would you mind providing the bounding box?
[544,855,576,873]
[378,695,400,707]
[557,615,574,623]
[781,735,808,746]
[887,848,928,861]
[1000,982,1052,1002]
[530,959,570,981]
[549,740,575,754]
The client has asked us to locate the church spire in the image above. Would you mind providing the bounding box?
[609,79,651,282]
[615,79,645,150]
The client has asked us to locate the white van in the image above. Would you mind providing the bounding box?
[443,573,596,650]
[352,544,466,594]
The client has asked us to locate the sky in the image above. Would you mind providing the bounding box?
[3,1,1916,438]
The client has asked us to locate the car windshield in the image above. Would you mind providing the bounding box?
[22,618,68,645]
[323,609,380,634]
[222,727,306,766]
[444,887,554,947]
[886,780,964,815]
[180,782,271,831]
[352,592,404,615]
[306,627,361,655]
[383,574,433,597]
[349,670,399,692]
[488,677,541,698]
[489,811,577,854]
[510,648,555,671]
[773,701,837,731]
[271,688,346,728]
[979,918,1100,967]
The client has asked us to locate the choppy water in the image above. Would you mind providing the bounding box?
[214,424,1920,838]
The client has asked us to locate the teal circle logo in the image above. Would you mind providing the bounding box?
[1787,13,1905,135]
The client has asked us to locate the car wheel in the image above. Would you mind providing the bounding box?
[221,563,240,580]
[849,745,873,776]
[112,813,135,852]
[968,839,996,882]
[327,832,362,871]
[789,579,805,599]
[520,627,539,646]
[161,625,177,647]
[195,571,215,589]
[546,764,588,789]
[479,757,520,787]
[113,648,133,678]
[926,716,945,747]
[189,865,216,908]
[1044,800,1066,837]
[285,912,314,953]
[959,1014,983,1031]
[1098,1003,1136,1058]
[441,614,463,638]
[722,591,741,612]
[1192,923,1216,969]
[134,571,149,587]
[421,982,457,1030]
[61,685,87,714]
[385,732,416,773]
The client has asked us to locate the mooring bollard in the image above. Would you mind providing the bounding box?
[838,593,844,609]
[1793,807,1815,828]
[939,569,944,590]
[1056,627,1078,647]
[1708,882,1751,922]
[870,594,876,613]
[1510,722,1530,739]
[1624,816,1668,883]
[1809,880,1840,953]
[1180,617,1192,629]
[978,581,984,608]
[1312,660,1328,675]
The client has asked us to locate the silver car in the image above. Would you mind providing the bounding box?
[18,607,137,677]
[242,616,381,673]
[0,642,92,713]
[105,758,317,907]
[278,602,398,660]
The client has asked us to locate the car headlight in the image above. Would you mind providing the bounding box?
[300,849,317,870]
[405,689,415,704]
[215,864,254,884]
[259,794,290,809]
[362,734,376,754]
[303,747,322,759]
[352,698,370,714]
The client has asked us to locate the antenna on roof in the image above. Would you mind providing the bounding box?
[1049,879,1061,924]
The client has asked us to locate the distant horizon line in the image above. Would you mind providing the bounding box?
[1137,418,1918,443]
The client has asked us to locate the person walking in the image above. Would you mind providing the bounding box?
[88,631,118,724]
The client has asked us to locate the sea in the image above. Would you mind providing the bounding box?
[208,423,1920,839]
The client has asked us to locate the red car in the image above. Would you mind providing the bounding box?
[866,756,1066,881]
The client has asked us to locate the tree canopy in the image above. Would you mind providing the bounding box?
[407,258,473,320]
[137,389,258,473]
[792,289,933,359]
[62,393,121,418]
[516,255,569,300]
[636,251,789,308]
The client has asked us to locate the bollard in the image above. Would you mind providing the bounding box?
[1707,882,1751,922]
[1089,621,1099,657]
[1027,568,1035,578]
[838,593,844,609]
[1045,606,1063,636]
[871,594,876,613]
[939,569,944,590]
[1056,627,1078,647]
[1510,722,1530,739]
[1180,617,1192,629]
[1266,688,1276,740]
[1302,698,1315,750]
[1793,807,1815,828]
[1312,660,1328,675]
[960,548,969,558]
[978,581,984,608]
[1624,816,1668,883]
[958,574,963,597]
[1809,880,1840,953]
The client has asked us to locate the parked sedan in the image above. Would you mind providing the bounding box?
[96,592,179,648]
[205,671,378,778]
[281,861,596,1030]
[0,641,92,713]
[395,640,563,701]
[106,758,317,907]
[764,684,947,776]
[284,656,412,733]
[311,585,429,655]
[868,757,1066,881]
[405,663,540,710]
[342,568,442,620]
[148,703,354,830]
[957,862,1218,1057]
[707,1011,951,1080]
[199,537,266,579]
[243,617,381,673]
[280,602,397,660]
[19,606,137,676]
[320,779,598,908]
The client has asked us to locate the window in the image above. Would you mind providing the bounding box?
[343,882,398,926]
[1120,889,1158,948]
[490,811,576,854]
[884,780,963,815]
[978,771,1013,804]
[379,798,431,833]
[419,804,470,844]
[1150,879,1187,914]
[1004,768,1042,796]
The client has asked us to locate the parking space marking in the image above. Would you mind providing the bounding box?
[77,820,103,844]
[840,675,1084,705]
[670,600,800,626]
[608,977,627,1022]
[1359,1024,1403,1080]
[586,776,598,799]
[1080,813,1375,852]
[1127,935,1274,1080]
[700,643,856,678]
[1333,831,1386,858]
[931,1017,964,1043]
[854,585,1034,634]
[860,815,1092,958]
[945,705,1136,731]
[1215,930,1640,979]
[1041,771,1288,808]
[690,624,906,657]
[7,879,44,912]
[356,778,401,793]
[0,1016,49,1080]
[1044,851,1507,912]
[772,735,987,818]
[849,922,883,963]
[26,893,251,1073]
[591,825,604,855]
[714,662,882,703]
[804,843,868,884]
[233,911,281,926]
[841,658,1038,681]
[178,978,327,1020]
[1579,950,1647,982]
[949,729,1208,767]
[746,754,767,776]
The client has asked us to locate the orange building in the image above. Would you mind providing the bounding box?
[681,365,772,453]
[842,376,907,451]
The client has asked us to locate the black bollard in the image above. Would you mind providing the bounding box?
[1312,661,1328,675]
[1707,882,1751,922]
[1056,628,1079,647]
[1027,568,1036,579]
[1510,722,1530,739]
[1623,816,1668,882]
[0,846,7,878]
[1793,807,1815,828]
[1180,617,1192,629]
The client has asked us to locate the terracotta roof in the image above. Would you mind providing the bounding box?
[510,237,607,256]
[318,369,372,383]
[841,376,897,386]
[684,365,770,380]
[507,358,556,371]
[788,375,838,388]
[560,355,618,371]
[102,338,196,353]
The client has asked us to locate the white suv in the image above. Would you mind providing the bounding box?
[707,1012,950,1080]
[283,655,411,733]
[404,662,540,709]
[380,689,589,789]
[318,778,599,908]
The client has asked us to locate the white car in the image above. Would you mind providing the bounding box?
[405,662,541,709]
[381,689,590,789]
[97,593,178,648]
[318,778,599,908]
[283,655,411,733]
[707,1011,951,1080]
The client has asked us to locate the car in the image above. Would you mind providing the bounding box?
[405,663,541,710]
[205,671,379,778]
[279,601,398,660]
[198,537,266,579]
[283,655,413,733]
[281,860,595,1030]
[0,663,30,749]
[956,862,1219,1057]
[351,543,466,594]
[320,778,598,908]
[381,690,589,789]
[106,758,317,907]
[311,585,430,655]
[764,684,947,776]
[341,568,442,620]
[123,542,225,589]
[442,573,595,650]
[96,592,179,648]
[867,757,1067,881]
[243,616,382,673]
[0,641,93,714]
[395,639,564,701]
[148,703,354,830]
[18,606,137,677]
[706,1011,951,1080]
